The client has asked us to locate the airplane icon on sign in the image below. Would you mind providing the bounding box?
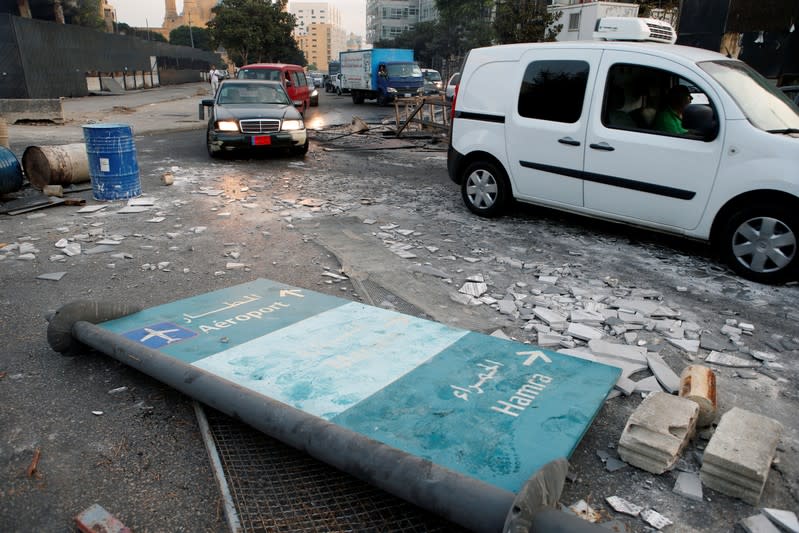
[140,327,182,344]
[123,322,197,349]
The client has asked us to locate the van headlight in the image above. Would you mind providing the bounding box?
[216,120,239,132]
[282,119,304,131]
[387,87,397,93]
[311,88,319,97]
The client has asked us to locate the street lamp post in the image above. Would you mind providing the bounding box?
[188,10,195,48]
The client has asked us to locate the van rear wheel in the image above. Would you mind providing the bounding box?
[461,160,510,218]
[718,204,798,284]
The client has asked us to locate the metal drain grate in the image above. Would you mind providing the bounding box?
[205,407,467,533]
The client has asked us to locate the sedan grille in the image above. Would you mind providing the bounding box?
[239,119,280,134]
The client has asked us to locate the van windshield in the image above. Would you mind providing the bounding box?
[387,63,422,78]
[699,60,799,132]
[238,68,282,82]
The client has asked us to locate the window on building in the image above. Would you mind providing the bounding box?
[518,60,590,123]
[568,13,580,31]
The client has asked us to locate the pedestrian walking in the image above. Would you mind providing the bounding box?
[210,65,221,95]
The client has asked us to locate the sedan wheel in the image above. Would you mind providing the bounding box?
[207,127,222,159]
[460,160,510,218]
[720,205,797,283]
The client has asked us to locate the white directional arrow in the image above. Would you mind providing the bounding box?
[279,289,304,298]
[517,350,552,366]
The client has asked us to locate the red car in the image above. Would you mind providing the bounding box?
[237,63,311,115]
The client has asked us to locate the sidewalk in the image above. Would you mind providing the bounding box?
[5,82,212,152]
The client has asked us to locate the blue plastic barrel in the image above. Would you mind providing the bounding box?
[82,123,141,201]
[0,146,23,195]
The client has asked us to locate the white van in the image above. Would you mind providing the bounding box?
[447,19,799,283]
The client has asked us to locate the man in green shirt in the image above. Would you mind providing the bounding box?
[653,85,692,134]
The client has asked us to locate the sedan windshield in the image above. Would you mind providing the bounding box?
[699,60,799,132]
[387,63,423,78]
[217,84,289,105]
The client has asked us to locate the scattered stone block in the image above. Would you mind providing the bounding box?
[700,332,731,352]
[605,495,641,516]
[498,298,518,315]
[646,352,681,393]
[640,508,673,530]
[700,407,783,505]
[614,376,637,396]
[537,332,567,347]
[665,337,700,353]
[533,307,567,329]
[634,376,663,393]
[673,471,703,501]
[740,514,782,533]
[762,508,799,533]
[705,351,760,368]
[588,339,647,364]
[750,350,777,362]
[566,322,604,341]
[459,281,487,297]
[36,272,67,281]
[618,392,699,474]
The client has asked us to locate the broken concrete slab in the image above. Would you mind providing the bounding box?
[640,508,673,530]
[618,392,699,474]
[700,332,732,352]
[740,514,782,533]
[762,508,799,533]
[705,351,760,368]
[700,407,783,505]
[605,495,641,516]
[634,376,664,393]
[646,352,681,393]
[588,339,647,365]
[459,281,487,297]
[665,337,700,353]
[497,298,518,315]
[613,298,660,316]
[673,471,703,502]
[533,307,567,329]
[36,272,67,281]
[566,322,604,341]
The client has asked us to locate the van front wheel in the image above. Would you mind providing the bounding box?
[718,204,798,284]
[461,160,510,218]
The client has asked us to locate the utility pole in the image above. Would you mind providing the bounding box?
[188,10,195,48]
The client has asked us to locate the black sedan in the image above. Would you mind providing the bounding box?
[202,80,308,158]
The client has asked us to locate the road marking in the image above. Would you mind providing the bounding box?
[279,289,304,298]
[517,350,552,366]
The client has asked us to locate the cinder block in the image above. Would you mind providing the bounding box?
[700,407,783,505]
[618,392,698,474]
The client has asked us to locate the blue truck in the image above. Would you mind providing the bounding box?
[339,48,424,105]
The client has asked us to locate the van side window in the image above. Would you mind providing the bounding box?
[602,63,718,141]
[518,60,589,123]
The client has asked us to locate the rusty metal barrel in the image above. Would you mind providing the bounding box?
[22,143,90,190]
[0,117,9,148]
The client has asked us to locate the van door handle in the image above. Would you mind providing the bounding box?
[589,142,615,151]
[558,137,581,146]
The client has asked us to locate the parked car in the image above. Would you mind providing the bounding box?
[421,68,443,95]
[309,71,324,88]
[310,86,319,107]
[237,63,311,115]
[202,80,308,158]
[781,85,799,106]
[448,18,799,283]
[445,72,460,101]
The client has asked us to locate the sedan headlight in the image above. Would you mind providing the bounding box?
[216,120,239,132]
[281,119,305,131]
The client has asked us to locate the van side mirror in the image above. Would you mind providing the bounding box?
[202,99,215,107]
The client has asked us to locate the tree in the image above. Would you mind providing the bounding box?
[208,0,305,66]
[170,25,213,51]
[63,0,105,30]
[494,0,561,44]
[435,0,495,57]
[117,22,167,42]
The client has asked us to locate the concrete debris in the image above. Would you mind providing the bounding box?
[537,332,568,347]
[700,332,732,352]
[497,298,518,316]
[362,219,376,225]
[633,376,664,393]
[721,324,743,337]
[450,292,477,306]
[17,253,36,261]
[568,500,602,522]
[613,298,661,316]
[605,495,642,516]
[588,339,647,365]
[36,272,67,281]
[395,229,414,236]
[321,271,348,281]
[117,206,150,214]
[700,407,783,505]
[74,503,131,533]
[605,457,628,472]
[618,392,699,474]
[665,338,700,353]
[490,329,511,340]
[566,322,604,341]
[425,246,439,253]
[96,239,121,245]
[462,257,481,263]
[740,514,782,533]
[762,508,799,533]
[533,307,568,329]
[77,204,107,213]
[705,351,760,368]
[750,350,777,362]
[614,376,637,396]
[108,387,128,394]
[128,197,155,206]
[538,275,558,284]
[459,281,487,297]
[225,262,247,270]
[646,352,680,393]
[673,471,703,501]
[465,273,485,283]
[640,508,672,530]
[570,309,606,325]
[19,242,39,254]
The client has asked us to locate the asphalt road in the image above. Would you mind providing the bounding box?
[1,88,797,532]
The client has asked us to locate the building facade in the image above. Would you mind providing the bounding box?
[289,2,346,71]
[157,0,220,37]
[366,0,439,44]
